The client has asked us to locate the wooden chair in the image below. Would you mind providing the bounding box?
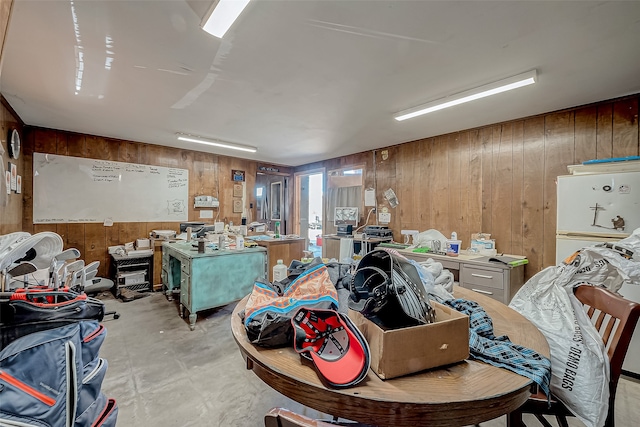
[265,408,334,427]
[508,284,640,427]
[264,408,374,427]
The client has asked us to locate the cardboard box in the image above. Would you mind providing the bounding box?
[349,301,469,379]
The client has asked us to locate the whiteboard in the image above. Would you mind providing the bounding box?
[33,153,188,223]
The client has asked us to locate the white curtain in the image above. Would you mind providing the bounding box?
[327,186,361,220]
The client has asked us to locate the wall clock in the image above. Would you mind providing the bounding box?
[8,129,20,159]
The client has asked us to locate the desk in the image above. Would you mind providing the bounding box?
[250,237,305,281]
[323,234,392,259]
[162,242,267,330]
[400,249,526,304]
[231,286,549,427]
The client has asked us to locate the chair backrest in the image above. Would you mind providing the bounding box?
[574,284,640,395]
[264,408,335,427]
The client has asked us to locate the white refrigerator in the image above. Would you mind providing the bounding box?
[556,171,640,376]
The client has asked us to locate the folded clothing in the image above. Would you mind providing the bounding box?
[292,307,370,388]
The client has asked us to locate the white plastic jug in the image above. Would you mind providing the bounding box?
[273,259,287,282]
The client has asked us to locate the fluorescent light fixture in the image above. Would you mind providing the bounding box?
[201,0,251,38]
[394,69,537,121]
[176,133,257,153]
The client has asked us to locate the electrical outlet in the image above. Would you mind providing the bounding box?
[379,212,391,223]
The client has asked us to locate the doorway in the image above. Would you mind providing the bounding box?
[255,173,289,235]
[294,169,324,257]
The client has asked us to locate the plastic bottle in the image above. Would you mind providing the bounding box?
[236,235,244,250]
[273,259,287,282]
[451,231,457,240]
[274,221,281,239]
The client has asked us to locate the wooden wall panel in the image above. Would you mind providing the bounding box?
[511,121,524,257]
[430,136,449,235]
[418,138,434,227]
[375,146,398,230]
[448,133,463,241]
[596,103,613,159]
[574,106,597,163]
[491,124,513,254]
[612,98,639,158]
[467,130,483,237]
[457,132,471,246]
[542,111,574,268]
[396,141,420,231]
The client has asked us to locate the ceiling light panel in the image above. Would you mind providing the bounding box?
[394,70,538,121]
[176,133,257,153]
[201,0,251,38]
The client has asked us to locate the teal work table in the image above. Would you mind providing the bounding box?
[161,241,267,330]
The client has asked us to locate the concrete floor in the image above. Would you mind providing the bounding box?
[99,292,640,427]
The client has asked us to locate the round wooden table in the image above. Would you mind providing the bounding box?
[231,286,549,427]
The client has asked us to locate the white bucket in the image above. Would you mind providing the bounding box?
[446,239,462,255]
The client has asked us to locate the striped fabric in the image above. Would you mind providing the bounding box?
[444,298,552,396]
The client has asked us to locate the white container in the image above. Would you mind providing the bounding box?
[136,238,150,249]
[273,259,287,282]
[446,239,462,256]
[236,235,244,250]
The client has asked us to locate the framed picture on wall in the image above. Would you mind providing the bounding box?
[9,162,17,191]
[5,170,10,194]
[232,169,245,182]
[233,183,243,198]
[233,198,243,213]
[16,175,22,194]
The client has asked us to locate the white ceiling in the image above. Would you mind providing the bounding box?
[2,0,640,167]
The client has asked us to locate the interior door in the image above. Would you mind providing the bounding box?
[299,175,310,242]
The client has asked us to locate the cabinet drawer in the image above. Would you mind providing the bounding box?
[460,265,504,290]
[181,260,191,275]
[161,269,168,286]
[461,282,505,303]
[180,274,191,307]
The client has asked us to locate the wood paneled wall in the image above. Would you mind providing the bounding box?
[296,95,640,281]
[0,96,24,235]
[20,127,284,278]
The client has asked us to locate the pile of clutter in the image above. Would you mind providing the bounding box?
[108,237,154,257]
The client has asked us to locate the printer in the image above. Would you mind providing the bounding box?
[180,222,216,238]
[364,225,393,238]
[336,224,353,236]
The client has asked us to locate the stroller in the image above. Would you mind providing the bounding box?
[0,232,119,427]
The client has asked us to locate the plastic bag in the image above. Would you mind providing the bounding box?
[509,267,608,427]
[411,229,448,252]
[242,261,339,347]
[557,230,640,293]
